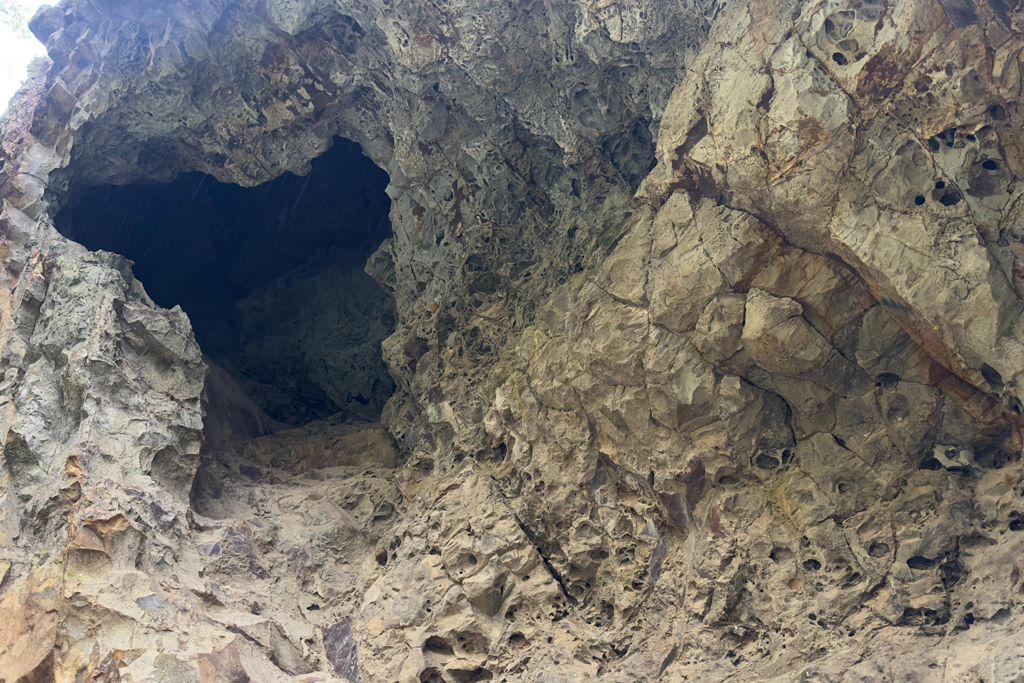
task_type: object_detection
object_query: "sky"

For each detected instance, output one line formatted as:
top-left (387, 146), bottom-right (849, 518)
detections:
top-left (1, 0), bottom-right (51, 116)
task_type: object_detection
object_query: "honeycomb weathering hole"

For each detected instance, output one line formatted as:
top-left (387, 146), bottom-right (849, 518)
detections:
top-left (54, 137), bottom-right (395, 428)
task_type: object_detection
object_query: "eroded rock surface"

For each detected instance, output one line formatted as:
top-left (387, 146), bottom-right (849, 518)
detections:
top-left (6, 0), bottom-right (1024, 681)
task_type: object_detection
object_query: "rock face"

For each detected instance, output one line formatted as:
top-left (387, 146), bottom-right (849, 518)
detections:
top-left (5, 0), bottom-right (1024, 681)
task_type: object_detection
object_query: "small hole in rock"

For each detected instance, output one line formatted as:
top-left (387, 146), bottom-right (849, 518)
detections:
top-left (907, 556), bottom-right (937, 570)
top-left (424, 636), bottom-right (455, 656)
top-left (939, 191), bottom-right (962, 206)
top-left (832, 52), bottom-right (848, 65)
top-left (991, 104), bottom-right (1007, 120)
top-left (981, 363), bottom-right (1003, 385)
top-left (875, 372), bottom-right (900, 388)
top-left (914, 195), bottom-right (926, 205)
top-left (935, 180), bottom-right (945, 189)
top-left (869, 541), bottom-right (890, 557)
top-left (982, 159), bottom-right (999, 171)
top-left (802, 559), bottom-right (822, 571)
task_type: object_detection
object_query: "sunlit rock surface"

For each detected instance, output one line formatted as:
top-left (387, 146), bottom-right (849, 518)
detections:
top-left (5, 0), bottom-right (1024, 680)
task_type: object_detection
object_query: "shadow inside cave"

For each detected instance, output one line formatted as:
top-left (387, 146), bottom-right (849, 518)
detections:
top-left (53, 137), bottom-right (397, 440)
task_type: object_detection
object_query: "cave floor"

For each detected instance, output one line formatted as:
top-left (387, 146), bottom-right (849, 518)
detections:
top-left (187, 419), bottom-right (403, 675)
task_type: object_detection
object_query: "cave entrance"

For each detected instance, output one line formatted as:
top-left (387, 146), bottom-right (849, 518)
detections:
top-left (54, 137), bottom-right (396, 438)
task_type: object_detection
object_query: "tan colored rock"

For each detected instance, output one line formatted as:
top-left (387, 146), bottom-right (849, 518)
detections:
top-left (7, 0), bottom-right (1024, 680)
top-left (742, 288), bottom-right (832, 377)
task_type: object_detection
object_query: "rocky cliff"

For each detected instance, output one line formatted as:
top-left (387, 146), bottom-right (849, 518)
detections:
top-left (3, 0), bottom-right (1024, 680)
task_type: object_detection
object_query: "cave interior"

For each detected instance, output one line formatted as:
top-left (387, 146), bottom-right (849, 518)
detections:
top-left (54, 137), bottom-right (396, 435)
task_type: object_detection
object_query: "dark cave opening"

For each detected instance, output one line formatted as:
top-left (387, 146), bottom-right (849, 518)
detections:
top-left (54, 137), bottom-right (396, 430)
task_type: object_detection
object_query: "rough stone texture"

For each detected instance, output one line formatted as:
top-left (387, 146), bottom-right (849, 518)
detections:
top-left (218, 259), bottom-right (396, 425)
top-left (7, 0), bottom-right (1024, 681)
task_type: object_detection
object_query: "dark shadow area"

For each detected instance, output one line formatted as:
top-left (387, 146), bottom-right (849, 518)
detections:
top-left (55, 137), bottom-right (395, 427)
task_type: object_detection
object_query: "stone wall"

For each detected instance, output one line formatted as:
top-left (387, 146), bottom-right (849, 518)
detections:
top-left (3, 0), bottom-right (1024, 681)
